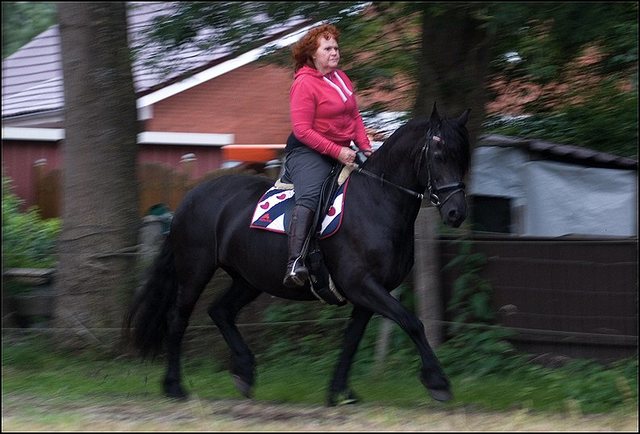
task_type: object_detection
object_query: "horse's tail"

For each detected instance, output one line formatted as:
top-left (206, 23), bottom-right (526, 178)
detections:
top-left (123, 238), bottom-right (178, 358)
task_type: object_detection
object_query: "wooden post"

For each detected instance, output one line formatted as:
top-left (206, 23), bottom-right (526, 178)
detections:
top-left (372, 289), bottom-right (399, 376)
top-left (180, 153), bottom-right (197, 180)
top-left (33, 158), bottom-right (47, 217)
top-left (414, 205), bottom-right (444, 348)
top-left (178, 153), bottom-right (197, 207)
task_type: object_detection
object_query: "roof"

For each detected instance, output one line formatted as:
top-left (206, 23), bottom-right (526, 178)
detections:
top-left (1, 2), bottom-right (311, 119)
top-left (477, 134), bottom-right (638, 170)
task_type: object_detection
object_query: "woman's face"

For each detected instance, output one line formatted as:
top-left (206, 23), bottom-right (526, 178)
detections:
top-left (313, 36), bottom-right (340, 75)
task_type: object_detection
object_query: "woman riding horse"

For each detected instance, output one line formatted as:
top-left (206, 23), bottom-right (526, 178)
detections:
top-left (281, 24), bottom-right (373, 288)
top-left (124, 103), bottom-right (471, 406)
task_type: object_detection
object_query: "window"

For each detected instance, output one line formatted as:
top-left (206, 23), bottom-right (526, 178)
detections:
top-left (470, 195), bottom-right (512, 233)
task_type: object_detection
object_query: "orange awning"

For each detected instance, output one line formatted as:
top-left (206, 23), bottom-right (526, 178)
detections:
top-left (222, 145), bottom-right (285, 163)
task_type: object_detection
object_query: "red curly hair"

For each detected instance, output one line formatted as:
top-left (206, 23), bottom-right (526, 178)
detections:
top-left (292, 24), bottom-right (340, 72)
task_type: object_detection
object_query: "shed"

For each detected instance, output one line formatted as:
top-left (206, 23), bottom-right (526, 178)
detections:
top-left (468, 134), bottom-right (638, 237)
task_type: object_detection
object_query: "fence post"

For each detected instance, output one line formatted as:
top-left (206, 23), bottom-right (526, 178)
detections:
top-left (180, 153), bottom-right (197, 180)
top-left (178, 153), bottom-right (197, 206)
top-left (33, 158), bottom-right (47, 216)
top-left (414, 205), bottom-right (443, 348)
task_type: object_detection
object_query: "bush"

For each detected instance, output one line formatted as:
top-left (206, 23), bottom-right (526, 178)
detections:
top-left (483, 79), bottom-right (638, 159)
top-left (2, 176), bottom-right (61, 269)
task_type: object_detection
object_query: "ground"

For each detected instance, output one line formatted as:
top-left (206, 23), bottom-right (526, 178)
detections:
top-left (2, 392), bottom-right (638, 431)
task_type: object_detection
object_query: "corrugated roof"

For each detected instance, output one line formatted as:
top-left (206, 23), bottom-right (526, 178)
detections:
top-left (478, 134), bottom-right (637, 170)
top-left (2, 1), bottom-right (307, 118)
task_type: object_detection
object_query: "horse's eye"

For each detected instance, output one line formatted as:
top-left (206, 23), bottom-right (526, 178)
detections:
top-left (433, 151), bottom-right (444, 162)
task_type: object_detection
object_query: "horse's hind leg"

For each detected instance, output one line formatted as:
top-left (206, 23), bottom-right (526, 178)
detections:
top-left (207, 277), bottom-right (261, 398)
top-left (327, 306), bottom-right (373, 406)
top-left (164, 251), bottom-right (217, 399)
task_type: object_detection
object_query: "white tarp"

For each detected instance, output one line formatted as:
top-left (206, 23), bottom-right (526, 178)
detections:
top-left (469, 146), bottom-right (527, 207)
top-left (523, 160), bottom-right (637, 237)
top-left (468, 146), bottom-right (638, 237)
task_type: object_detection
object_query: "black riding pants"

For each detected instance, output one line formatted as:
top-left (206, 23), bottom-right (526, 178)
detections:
top-left (282, 143), bottom-right (335, 212)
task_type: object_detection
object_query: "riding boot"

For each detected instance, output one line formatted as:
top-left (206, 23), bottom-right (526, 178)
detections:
top-left (283, 205), bottom-right (315, 287)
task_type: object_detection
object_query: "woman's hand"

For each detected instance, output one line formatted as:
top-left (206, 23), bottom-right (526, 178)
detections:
top-left (338, 147), bottom-right (357, 167)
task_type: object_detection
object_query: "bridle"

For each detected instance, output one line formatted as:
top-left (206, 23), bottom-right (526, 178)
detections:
top-left (355, 128), bottom-right (466, 208)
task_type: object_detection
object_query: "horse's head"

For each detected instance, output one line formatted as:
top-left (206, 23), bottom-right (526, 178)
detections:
top-left (361, 103), bottom-right (471, 227)
top-left (422, 104), bottom-right (471, 227)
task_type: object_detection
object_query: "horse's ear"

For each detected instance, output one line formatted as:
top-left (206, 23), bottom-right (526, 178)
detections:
top-left (430, 102), bottom-right (441, 125)
top-left (456, 108), bottom-right (471, 126)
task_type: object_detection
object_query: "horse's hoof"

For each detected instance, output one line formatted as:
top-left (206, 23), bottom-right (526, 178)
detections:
top-left (420, 371), bottom-right (451, 402)
top-left (163, 378), bottom-right (188, 400)
top-left (428, 388), bottom-right (453, 402)
top-left (327, 389), bottom-right (359, 407)
top-left (164, 386), bottom-right (188, 400)
top-left (232, 374), bottom-right (254, 398)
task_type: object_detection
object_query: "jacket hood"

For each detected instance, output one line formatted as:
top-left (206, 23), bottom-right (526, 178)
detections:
top-left (295, 65), bottom-right (325, 79)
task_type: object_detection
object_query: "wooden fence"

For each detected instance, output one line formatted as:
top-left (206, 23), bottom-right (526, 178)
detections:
top-left (32, 158), bottom-right (276, 218)
top-left (439, 234), bottom-right (638, 362)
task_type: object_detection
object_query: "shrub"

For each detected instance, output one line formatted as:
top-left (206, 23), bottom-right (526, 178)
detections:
top-left (2, 176), bottom-right (61, 269)
top-left (483, 79), bottom-right (638, 159)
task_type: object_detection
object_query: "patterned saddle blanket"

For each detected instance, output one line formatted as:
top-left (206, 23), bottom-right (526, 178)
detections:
top-left (249, 178), bottom-right (349, 239)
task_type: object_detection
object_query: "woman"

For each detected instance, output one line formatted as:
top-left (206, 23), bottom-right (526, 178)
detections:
top-left (282, 24), bottom-right (373, 288)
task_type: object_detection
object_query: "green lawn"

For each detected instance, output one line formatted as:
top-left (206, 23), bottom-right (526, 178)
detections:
top-left (2, 335), bottom-right (637, 416)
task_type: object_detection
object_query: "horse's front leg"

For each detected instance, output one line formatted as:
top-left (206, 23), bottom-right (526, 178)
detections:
top-left (349, 277), bottom-right (452, 402)
top-left (327, 306), bottom-right (373, 406)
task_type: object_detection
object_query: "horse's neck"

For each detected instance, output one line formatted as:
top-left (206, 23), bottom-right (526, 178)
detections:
top-left (364, 150), bottom-right (424, 199)
top-left (354, 161), bottom-right (424, 226)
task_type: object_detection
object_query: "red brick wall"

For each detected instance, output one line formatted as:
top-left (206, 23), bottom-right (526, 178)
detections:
top-left (3, 62), bottom-right (296, 211)
top-left (146, 62), bottom-right (294, 145)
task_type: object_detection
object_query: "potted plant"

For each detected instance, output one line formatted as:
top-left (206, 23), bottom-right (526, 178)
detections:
top-left (2, 176), bottom-right (60, 327)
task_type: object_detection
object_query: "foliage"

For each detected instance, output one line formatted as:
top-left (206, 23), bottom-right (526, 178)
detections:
top-left (438, 237), bottom-right (521, 377)
top-left (2, 176), bottom-right (61, 269)
top-left (443, 239), bottom-right (496, 329)
top-left (483, 79), bottom-right (638, 158)
top-left (556, 358), bottom-right (639, 413)
top-left (260, 301), bottom-right (353, 364)
top-left (136, 2), bottom-right (637, 155)
top-left (488, 3), bottom-right (638, 83)
top-left (2, 1), bottom-right (56, 58)
top-left (2, 335), bottom-right (637, 415)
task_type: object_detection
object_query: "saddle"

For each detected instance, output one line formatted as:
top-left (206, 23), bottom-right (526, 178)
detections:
top-left (250, 165), bottom-right (355, 306)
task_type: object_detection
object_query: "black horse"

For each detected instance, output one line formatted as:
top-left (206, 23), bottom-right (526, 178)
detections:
top-left (124, 104), bottom-right (471, 405)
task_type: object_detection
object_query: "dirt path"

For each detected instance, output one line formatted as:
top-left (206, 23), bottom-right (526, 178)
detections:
top-left (2, 392), bottom-right (637, 431)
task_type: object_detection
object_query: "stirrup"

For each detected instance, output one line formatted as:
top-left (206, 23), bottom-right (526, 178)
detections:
top-left (283, 257), bottom-right (309, 287)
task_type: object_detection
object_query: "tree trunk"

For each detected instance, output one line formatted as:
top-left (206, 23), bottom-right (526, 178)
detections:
top-left (54, 2), bottom-right (139, 351)
top-left (414, 206), bottom-right (443, 348)
top-left (413, 5), bottom-right (493, 145)
top-left (410, 7), bottom-right (490, 349)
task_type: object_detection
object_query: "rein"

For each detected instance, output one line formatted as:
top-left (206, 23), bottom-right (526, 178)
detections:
top-left (355, 166), bottom-right (425, 200)
top-left (355, 130), bottom-right (466, 208)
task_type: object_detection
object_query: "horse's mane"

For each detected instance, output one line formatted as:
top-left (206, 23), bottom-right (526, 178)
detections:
top-left (369, 116), bottom-right (470, 175)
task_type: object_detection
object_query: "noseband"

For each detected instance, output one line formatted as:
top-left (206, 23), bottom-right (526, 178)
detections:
top-left (355, 129), bottom-right (466, 208)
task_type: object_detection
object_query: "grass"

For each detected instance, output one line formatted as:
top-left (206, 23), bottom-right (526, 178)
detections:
top-left (2, 334), bottom-right (637, 418)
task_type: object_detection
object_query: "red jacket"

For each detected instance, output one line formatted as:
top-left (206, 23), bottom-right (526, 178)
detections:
top-left (290, 65), bottom-right (371, 160)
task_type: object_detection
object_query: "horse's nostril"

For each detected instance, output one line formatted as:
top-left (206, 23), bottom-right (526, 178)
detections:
top-left (448, 209), bottom-right (459, 220)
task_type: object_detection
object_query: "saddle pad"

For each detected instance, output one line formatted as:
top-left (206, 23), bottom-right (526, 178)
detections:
top-left (250, 179), bottom-right (349, 239)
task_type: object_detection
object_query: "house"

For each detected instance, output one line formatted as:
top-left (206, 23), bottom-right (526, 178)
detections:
top-left (2, 2), bottom-right (320, 212)
top-left (469, 134), bottom-right (638, 237)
